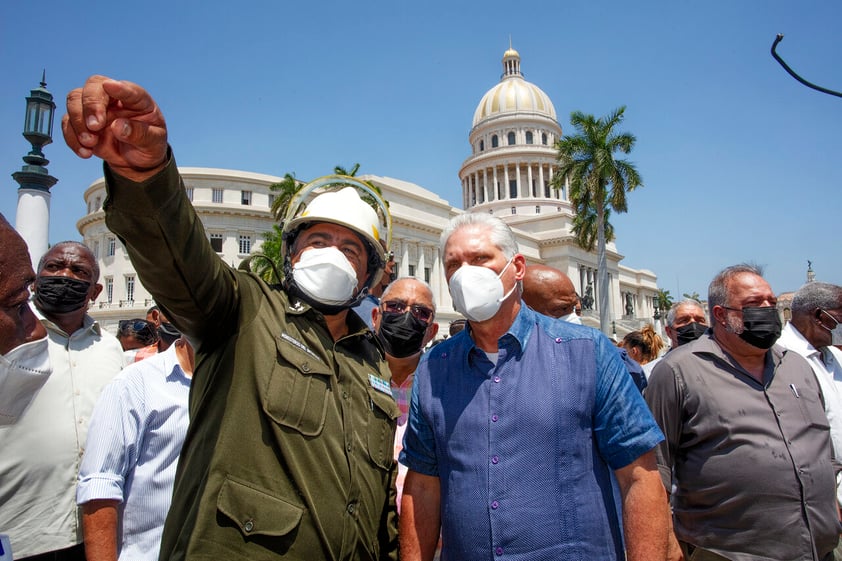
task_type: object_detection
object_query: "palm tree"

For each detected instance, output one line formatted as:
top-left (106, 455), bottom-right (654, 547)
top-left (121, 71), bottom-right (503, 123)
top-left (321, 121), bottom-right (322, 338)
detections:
top-left (656, 289), bottom-right (674, 313)
top-left (552, 106), bottom-right (642, 334)
top-left (269, 172), bottom-right (301, 221)
top-left (333, 163), bottom-right (389, 209)
top-left (682, 291), bottom-right (702, 303)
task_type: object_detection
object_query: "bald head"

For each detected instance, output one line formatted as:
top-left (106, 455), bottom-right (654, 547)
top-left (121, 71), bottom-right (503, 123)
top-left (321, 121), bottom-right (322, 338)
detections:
top-left (0, 213), bottom-right (47, 354)
top-left (522, 264), bottom-right (578, 319)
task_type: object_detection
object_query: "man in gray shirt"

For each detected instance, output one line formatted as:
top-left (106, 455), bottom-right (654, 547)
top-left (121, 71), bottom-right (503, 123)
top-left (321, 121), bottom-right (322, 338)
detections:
top-left (646, 264), bottom-right (840, 561)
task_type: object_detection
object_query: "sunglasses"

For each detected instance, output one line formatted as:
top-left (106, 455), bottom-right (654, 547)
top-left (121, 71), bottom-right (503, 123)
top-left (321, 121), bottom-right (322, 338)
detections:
top-left (118, 319), bottom-right (157, 342)
top-left (381, 300), bottom-right (434, 324)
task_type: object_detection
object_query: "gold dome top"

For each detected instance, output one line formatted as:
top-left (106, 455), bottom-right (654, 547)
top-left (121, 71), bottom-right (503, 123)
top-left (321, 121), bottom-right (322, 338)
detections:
top-left (472, 48), bottom-right (557, 127)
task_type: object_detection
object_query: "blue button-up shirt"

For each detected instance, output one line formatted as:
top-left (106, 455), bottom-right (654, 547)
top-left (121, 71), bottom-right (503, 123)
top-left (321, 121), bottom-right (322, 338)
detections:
top-left (77, 343), bottom-right (191, 561)
top-left (400, 304), bottom-right (663, 561)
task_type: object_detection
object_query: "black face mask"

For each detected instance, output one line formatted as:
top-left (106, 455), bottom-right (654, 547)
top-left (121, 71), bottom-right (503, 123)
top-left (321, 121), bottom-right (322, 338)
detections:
top-left (377, 311), bottom-right (428, 358)
top-left (737, 306), bottom-right (782, 349)
top-left (675, 322), bottom-right (707, 346)
top-left (34, 276), bottom-right (92, 314)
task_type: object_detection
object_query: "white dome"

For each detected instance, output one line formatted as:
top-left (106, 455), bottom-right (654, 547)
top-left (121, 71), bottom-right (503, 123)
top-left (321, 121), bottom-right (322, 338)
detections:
top-left (472, 48), bottom-right (557, 127)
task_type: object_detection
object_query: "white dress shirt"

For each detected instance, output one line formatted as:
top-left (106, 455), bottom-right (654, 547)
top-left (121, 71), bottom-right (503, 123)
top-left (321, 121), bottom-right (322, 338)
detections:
top-left (778, 322), bottom-right (842, 506)
top-left (77, 343), bottom-right (191, 561)
top-left (0, 313), bottom-right (125, 557)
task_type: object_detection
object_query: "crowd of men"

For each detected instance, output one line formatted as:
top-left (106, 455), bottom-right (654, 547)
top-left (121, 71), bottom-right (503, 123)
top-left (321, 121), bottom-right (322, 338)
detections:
top-left (1, 73), bottom-right (841, 561)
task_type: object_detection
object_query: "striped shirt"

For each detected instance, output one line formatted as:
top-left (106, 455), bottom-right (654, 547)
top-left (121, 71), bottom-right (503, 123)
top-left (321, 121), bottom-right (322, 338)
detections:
top-left (77, 343), bottom-right (191, 560)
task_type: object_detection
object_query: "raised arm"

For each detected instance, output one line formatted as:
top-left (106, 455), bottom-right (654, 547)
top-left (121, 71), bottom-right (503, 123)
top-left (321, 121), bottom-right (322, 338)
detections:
top-left (62, 76), bottom-right (168, 182)
top-left (62, 76), bottom-right (238, 342)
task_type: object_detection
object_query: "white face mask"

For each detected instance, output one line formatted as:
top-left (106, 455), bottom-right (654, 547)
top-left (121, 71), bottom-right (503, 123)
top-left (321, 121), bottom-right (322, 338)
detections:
top-left (821, 310), bottom-right (842, 346)
top-left (0, 336), bottom-right (52, 425)
top-left (558, 311), bottom-right (582, 324)
top-left (292, 246), bottom-right (360, 306)
top-left (448, 259), bottom-right (516, 322)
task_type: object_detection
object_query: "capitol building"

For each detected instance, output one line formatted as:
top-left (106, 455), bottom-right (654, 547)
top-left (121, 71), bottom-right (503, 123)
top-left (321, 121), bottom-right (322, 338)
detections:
top-left (76, 47), bottom-right (660, 335)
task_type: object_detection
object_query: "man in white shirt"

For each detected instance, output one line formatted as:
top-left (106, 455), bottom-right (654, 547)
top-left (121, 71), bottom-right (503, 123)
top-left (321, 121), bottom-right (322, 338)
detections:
top-left (0, 242), bottom-right (125, 560)
top-left (777, 282), bottom-right (842, 509)
top-left (78, 338), bottom-right (193, 561)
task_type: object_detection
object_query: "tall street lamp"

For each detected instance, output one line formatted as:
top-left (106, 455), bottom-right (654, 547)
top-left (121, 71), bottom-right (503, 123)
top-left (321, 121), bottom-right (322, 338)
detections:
top-left (12, 71), bottom-right (58, 268)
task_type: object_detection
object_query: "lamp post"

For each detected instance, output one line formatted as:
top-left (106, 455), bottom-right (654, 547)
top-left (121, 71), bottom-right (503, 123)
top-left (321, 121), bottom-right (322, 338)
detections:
top-left (12, 71), bottom-right (58, 268)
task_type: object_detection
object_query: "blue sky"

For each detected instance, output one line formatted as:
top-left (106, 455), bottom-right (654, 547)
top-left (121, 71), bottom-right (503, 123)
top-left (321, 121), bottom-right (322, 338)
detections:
top-left (2, 1), bottom-right (840, 302)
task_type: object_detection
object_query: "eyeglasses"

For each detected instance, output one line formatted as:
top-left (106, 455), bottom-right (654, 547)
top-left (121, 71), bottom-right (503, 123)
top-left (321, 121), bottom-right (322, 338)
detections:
top-left (381, 300), bottom-right (434, 324)
top-left (118, 319), bottom-right (157, 343)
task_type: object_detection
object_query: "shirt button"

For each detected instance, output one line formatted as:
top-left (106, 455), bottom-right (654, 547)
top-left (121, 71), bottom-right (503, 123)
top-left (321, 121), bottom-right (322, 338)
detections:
top-left (347, 503), bottom-right (356, 514)
top-left (493, 376), bottom-right (501, 383)
top-left (491, 414), bottom-right (498, 422)
top-left (491, 500), bottom-right (499, 509)
top-left (346, 442), bottom-right (352, 452)
top-left (243, 519), bottom-right (254, 532)
top-left (495, 546), bottom-right (504, 555)
top-left (301, 362), bottom-right (310, 372)
top-left (491, 455), bottom-right (499, 464)
top-left (342, 391), bottom-right (349, 400)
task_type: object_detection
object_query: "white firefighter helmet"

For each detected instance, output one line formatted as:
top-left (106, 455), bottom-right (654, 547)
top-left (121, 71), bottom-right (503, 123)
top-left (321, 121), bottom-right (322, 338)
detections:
top-left (282, 176), bottom-right (391, 291)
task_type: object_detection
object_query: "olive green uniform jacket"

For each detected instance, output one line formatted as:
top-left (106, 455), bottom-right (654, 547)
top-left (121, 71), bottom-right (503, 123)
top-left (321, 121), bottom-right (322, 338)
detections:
top-left (102, 154), bottom-right (400, 561)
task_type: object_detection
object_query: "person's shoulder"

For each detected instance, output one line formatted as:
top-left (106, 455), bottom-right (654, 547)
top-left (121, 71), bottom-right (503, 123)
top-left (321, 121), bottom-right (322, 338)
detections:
top-left (530, 310), bottom-right (602, 341)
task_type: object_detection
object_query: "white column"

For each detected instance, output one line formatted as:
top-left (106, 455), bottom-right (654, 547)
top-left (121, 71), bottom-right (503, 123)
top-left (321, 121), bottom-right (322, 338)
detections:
top-left (482, 169), bottom-right (489, 203)
top-left (515, 162), bottom-right (523, 198)
top-left (493, 167), bottom-right (499, 201)
top-left (527, 164), bottom-right (533, 198)
top-left (16, 189), bottom-right (51, 269)
top-left (538, 164), bottom-right (545, 197)
top-left (504, 165), bottom-right (510, 200)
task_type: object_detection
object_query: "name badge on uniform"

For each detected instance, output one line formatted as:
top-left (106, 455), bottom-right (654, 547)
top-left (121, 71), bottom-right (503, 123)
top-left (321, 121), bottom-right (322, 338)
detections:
top-left (368, 373), bottom-right (392, 396)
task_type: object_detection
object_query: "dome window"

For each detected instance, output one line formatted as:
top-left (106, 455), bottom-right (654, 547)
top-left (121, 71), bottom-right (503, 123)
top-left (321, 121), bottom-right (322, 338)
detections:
top-left (491, 135), bottom-right (499, 148)
top-left (526, 131), bottom-right (533, 144)
top-left (507, 132), bottom-right (516, 145)
top-left (479, 140), bottom-right (485, 152)
top-left (542, 133), bottom-right (548, 145)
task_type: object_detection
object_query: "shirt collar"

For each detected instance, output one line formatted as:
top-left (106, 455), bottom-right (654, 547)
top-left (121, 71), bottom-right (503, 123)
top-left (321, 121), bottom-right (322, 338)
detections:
top-left (160, 343), bottom-right (191, 383)
top-left (34, 305), bottom-right (101, 338)
top-left (778, 321), bottom-right (820, 358)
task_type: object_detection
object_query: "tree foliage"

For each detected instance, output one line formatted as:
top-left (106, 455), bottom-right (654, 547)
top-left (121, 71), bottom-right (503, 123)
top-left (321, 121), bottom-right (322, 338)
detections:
top-left (552, 106), bottom-right (642, 333)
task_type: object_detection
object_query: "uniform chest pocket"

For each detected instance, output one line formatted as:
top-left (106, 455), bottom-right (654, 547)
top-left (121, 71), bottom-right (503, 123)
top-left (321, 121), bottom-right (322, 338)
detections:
top-left (367, 387), bottom-right (400, 470)
top-left (262, 335), bottom-right (334, 436)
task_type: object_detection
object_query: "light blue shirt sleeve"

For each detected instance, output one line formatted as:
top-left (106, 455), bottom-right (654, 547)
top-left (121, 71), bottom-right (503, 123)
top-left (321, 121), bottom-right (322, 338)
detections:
top-left (77, 369), bottom-right (145, 504)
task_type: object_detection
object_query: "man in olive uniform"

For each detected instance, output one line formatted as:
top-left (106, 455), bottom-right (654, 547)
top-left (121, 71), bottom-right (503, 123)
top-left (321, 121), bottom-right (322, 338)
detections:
top-left (63, 76), bottom-right (399, 560)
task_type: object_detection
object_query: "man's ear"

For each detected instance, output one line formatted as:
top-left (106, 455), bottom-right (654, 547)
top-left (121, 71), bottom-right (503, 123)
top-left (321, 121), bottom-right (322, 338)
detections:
top-left (424, 322), bottom-right (440, 345)
top-left (512, 254), bottom-right (527, 280)
top-left (711, 305), bottom-right (726, 326)
top-left (90, 283), bottom-right (103, 302)
top-left (371, 306), bottom-right (380, 330)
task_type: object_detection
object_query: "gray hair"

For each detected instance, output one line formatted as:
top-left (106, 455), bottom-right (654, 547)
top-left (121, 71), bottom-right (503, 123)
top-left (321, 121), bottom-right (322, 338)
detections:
top-left (707, 263), bottom-right (764, 314)
top-left (666, 299), bottom-right (705, 327)
top-left (381, 277), bottom-right (437, 311)
top-left (791, 282), bottom-right (842, 315)
top-left (440, 212), bottom-right (518, 259)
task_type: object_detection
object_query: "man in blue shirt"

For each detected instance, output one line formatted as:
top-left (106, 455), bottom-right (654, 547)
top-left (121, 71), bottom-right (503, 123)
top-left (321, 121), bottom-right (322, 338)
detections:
top-left (399, 213), bottom-right (669, 561)
top-left (77, 337), bottom-right (193, 560)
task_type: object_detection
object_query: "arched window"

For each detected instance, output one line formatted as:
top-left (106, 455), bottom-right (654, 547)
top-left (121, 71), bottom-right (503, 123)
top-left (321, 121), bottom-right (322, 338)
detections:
top-left (542, 133), bottom-right (548, 145)
top-left (491, 135), bottom-right (499, 148)
top-left (479, 140), bottom-right (485, 152)
top-left (525, 131), bottom-right (533, 144)
top-left (507, 132), bottom-right (516, 145)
